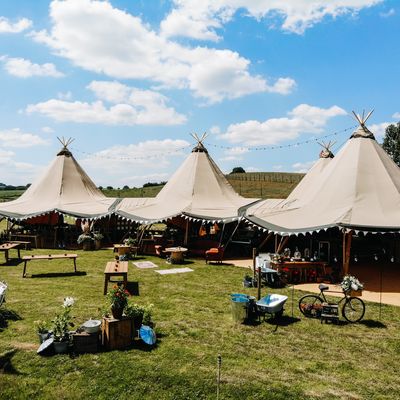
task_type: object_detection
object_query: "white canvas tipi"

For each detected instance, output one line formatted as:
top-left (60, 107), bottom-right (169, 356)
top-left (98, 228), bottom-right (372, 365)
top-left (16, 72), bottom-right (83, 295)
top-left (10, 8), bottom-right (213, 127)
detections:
top-left (245, 113), bottom-right (400, 234)
top-left (0, 138), bottom-right (117, 220)
top-left (116, 134), bottom-right (258, 222)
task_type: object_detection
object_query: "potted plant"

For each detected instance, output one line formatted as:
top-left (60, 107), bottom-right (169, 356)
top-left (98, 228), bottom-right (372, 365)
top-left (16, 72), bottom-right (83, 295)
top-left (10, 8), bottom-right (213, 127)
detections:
top-left (77, 233), bottom-right (94, 251)
top-left (107, 285), bottom-right (129, 319)
top-left (52, 297), bottom-right (75, 353)
top-left (34, 320), bottom-right (50, 343)
top-left (93, 232), bottom-right (104, 250)
top-left (125, 302), bottom-right (154, 334)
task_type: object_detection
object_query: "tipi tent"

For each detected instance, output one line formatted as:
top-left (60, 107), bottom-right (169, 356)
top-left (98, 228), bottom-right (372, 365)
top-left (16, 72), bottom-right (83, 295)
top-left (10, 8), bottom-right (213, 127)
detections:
top-left (0, 139), bottom-right (118, 220)
top-left (248, 141), bottom-right (335, 214)
top-left (116, 135), bottom-right (258, 222)
top-left (244, 112), bottom-right (400, 235)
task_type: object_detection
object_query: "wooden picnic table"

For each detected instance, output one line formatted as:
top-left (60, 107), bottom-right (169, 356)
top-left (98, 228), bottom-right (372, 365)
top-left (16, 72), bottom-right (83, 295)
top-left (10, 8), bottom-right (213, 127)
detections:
top-left (22, 253), bottom-right (78, 277)
top-left (104, 261), bottom-right (128, 295)
top-left (0, 242), bottom-right (22, 262)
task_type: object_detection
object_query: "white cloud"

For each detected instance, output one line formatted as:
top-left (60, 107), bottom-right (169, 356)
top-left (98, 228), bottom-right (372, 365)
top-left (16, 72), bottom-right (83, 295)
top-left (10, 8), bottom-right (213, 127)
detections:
top-left (220, 146), bottom-right (249, 161)
top-left (80, 139), bottom-right (190, 186)
top-left (27, 80), bottom-right (187, 126)
top-left (292, 160), bottom-right (316, 173)
top-left (0, 149), bottom-right (43, 185)
top-left (0, 16), bottom-right (32, 33)
top-left (392, 112), bottom-right (400, 119)
top-left (272, 165), bottom-right (283, 171)
top-left (245, 166), bottom-right (261, 172)
top-left (210, 125), bottom-right (221, 135)
top-left (161, 0), bottom-right (382, 38)
top-left (41, 126), bottom-right (54, 133)
top-left (380, 8), bottom-right (395, 18)
top-left (29, 0), bottom-right (294, 103)
top-left (1, 56), bottom-right (64, 78)
top-left (57, 91), bottom-right (72, 100)
top-left (369, 122), bottom-right (392, 139)
top-left (219, 104), bottom-right (346, 145)
top-left (0, 128), bottom-right (49, 148)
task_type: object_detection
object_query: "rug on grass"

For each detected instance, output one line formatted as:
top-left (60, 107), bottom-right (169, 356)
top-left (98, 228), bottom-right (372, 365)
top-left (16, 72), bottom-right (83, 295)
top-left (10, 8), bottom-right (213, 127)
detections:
top-left (155, 267), bottom-right (194, 275)
top-left (133, 261), bottom-right (158, 269)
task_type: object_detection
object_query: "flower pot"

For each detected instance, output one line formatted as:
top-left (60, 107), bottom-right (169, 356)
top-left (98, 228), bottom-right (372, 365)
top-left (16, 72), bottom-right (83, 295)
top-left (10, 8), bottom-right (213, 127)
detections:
top-left (350, 290), bottom-right (362, 297)
top-left (82, 241), bottom-right (93, 251)
top-left (53, 340), bottom-right (68, 354)
top-left (38, 332), bottom-right (49, 343)
top-left (94, 240), bottom-right (102, 250)
top-left (111, 306), bottom-right (124, 320)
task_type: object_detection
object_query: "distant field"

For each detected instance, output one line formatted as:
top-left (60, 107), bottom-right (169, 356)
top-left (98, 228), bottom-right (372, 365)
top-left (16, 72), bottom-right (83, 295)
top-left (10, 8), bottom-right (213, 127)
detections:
top-left (0, 190), bottom-right (24, 203)
top-left (0, 172), bottom-right (304, 204)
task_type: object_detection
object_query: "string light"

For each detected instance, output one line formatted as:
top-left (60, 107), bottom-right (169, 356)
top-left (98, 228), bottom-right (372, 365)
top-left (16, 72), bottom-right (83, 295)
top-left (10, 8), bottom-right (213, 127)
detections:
top-left (204, 125), bottom-right (357, 152)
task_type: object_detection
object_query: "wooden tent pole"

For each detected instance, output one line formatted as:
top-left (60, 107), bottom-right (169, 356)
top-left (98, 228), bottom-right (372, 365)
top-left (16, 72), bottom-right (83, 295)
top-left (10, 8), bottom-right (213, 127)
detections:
top-left (342, 230), bottom-right (353, 276)
top-left (184, 219), bottom-right (189, 246)
top-left (257, 232), bottom-right (273, 251)
top-left (274, 234), bottom-right (278, 253)
top-left (252, 247), bottom-right (257, 280)
top-left (277, 236), bottom-right (290, 254)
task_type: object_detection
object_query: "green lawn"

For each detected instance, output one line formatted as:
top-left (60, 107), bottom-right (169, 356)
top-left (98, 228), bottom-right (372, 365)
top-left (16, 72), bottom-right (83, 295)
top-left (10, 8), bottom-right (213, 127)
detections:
top-left (0, 250), bottom-right (399, 399)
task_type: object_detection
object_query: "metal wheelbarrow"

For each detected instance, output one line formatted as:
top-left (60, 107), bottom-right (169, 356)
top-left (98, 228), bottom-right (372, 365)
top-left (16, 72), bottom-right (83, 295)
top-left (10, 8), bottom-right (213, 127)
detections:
top-left (256, 294), bottom-right (288, 320)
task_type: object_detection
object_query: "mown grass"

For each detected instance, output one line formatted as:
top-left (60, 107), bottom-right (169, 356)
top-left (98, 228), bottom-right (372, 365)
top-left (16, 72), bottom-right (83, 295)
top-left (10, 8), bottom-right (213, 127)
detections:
top-left (0, 249), bottom-right (399, 399)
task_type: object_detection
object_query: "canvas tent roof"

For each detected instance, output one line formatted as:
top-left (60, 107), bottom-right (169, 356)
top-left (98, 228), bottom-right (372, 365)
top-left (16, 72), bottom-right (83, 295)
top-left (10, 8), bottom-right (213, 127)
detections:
top-left (0, 141), bottom-right (118, 220)
top-left (116, 140), bottom-right (258, 222)
top-left (244, 119), bottom-right (400, 234)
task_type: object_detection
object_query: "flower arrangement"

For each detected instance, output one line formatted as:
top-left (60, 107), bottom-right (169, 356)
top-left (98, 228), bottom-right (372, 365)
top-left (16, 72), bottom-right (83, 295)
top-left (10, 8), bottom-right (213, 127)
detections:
top-left (52, 297), bottom-right (75, 342)
top-left (107, 285), bottom-right (129, 310)
top-left (341, 275), bottom-right (364, 292)
top-left (77, 233), bottom-right (94, 244)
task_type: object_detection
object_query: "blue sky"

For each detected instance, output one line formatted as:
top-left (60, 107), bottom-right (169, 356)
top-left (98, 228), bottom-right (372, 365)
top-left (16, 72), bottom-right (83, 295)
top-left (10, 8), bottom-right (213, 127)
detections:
top-left (0, 0), bottom-right (399, 187)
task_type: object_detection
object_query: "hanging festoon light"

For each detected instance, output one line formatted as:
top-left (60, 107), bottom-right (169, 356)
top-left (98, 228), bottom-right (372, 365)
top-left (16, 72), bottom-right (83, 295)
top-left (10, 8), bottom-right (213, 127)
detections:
top-left (374, 254), bottom-right (378, 261)
top-left (391, 256), bottom-right (395, 263)
top-left (354, 254), bottom-right (358, 262)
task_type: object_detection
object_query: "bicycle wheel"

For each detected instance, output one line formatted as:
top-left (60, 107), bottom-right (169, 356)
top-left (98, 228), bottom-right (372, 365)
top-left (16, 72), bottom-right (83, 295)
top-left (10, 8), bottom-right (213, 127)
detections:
top-left (342, 297), bottom-right (365, 323)
top-left (298, 295), bottom-right (324, 318)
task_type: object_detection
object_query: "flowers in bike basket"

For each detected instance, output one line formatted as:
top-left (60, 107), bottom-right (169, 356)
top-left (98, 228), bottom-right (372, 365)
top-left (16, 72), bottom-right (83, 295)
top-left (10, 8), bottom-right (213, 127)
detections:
top-left (341, 275), bottom-right (363, 292)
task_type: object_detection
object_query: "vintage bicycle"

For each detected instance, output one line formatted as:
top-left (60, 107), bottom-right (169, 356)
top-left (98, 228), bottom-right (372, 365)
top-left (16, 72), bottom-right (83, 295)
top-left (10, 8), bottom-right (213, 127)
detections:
top-left (298, 283), bottom-right (365, 323)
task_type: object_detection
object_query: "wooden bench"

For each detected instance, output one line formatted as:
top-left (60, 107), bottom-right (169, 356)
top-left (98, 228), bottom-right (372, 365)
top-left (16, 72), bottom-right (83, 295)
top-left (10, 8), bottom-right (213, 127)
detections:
top-left (22, 254), bottom-right (78, 277)
top-left (0, 242), bottom-right (22, 262)
top-left (9, 240), bottom-right (31, 250)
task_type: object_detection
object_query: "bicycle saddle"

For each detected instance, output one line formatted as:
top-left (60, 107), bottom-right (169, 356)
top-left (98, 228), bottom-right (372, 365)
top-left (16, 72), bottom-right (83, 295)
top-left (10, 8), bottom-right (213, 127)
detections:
top-left (319, 284), bottom-right (329, 291)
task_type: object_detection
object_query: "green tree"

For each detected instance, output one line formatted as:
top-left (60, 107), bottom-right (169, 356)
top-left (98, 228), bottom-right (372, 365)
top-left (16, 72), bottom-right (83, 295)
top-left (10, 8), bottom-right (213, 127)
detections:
top-left (122, 185), bottom-right (130, 190)
top-left (230, 167), bottom-right (246, 174)
top-left (382, 122), bottom-right (400, 167)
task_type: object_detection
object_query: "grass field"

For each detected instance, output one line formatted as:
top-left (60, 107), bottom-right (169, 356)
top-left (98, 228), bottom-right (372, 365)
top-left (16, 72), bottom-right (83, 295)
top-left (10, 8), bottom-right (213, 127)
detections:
top-left (0, 249), bottom-right (399, 399)
top-left (0, 172), bottom-right (304, 204)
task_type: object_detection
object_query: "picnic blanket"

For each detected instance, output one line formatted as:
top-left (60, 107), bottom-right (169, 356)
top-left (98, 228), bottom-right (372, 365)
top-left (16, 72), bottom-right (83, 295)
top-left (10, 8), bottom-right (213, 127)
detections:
top-left (155, 268), bottom-right (194, 275)
top-left (133, 261), bottom-right (158, 269)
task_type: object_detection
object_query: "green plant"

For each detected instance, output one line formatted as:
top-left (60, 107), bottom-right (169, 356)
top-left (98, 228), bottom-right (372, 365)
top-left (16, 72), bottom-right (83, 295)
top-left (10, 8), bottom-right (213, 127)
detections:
top-left (123, 237), bottom-right (137, 246)
top-left (77, 233), bottom-right (94, 245)
top-left (125, 302), bottom-right (153, 325)
top-left (93, 232), bottom-right (104, 241)
top-left (34, 320), bottom-right (48, 334)
top-left (107, 285), bottom-right (129, 310)
top-left (243, 274), bottom-right (252, 281)
top-left (52, 297), bottom-right (75, 342)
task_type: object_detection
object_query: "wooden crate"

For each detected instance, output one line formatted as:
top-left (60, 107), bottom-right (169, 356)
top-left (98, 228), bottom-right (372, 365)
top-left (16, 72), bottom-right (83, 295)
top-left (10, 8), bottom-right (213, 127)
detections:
top-left (72, 331), bottom-right (100, 353)
top-left (102, 317), bottom-right (133, 350)
top-left (321, 303), bottom-right (339, 324)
